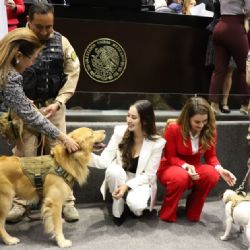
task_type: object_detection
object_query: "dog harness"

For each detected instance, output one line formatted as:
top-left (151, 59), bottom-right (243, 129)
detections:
top-left (225, 193), bottom-right (250, 221)
top-left (20, 155), bottom-right (75, 193)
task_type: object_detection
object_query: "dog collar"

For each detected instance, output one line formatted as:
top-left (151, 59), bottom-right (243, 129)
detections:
top-left (52, 166), bottom-right (75, 189)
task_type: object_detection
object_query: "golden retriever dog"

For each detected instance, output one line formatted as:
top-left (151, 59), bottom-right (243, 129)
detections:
top-left (0, 127), bottom-right (105, 248)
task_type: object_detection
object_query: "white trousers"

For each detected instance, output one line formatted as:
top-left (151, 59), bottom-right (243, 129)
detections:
top-left (105, 164), bottom-right (151, 218)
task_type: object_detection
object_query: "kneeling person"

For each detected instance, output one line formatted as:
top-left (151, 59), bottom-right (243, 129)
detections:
top-left (89, 100), bottom-right (166, 225)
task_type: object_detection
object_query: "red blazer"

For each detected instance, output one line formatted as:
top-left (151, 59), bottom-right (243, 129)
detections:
top-left (158, 123), bottom-right (220, 171)
top-left (6, 0), bottom-right (25, 30)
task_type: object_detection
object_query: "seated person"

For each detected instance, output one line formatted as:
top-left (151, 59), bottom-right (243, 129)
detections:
top-left (182, 0), bottom-right (196, 15)
top-left (155, 0), bottom-right (182, 13)
top-left (157, 97), bottom-right (236, 222)
top-left (167, 0), bottom-right (183, 13)
top-left (154, 0), bottom-right (168, 11)
top-left (88, 100), bottom-right (166, 226)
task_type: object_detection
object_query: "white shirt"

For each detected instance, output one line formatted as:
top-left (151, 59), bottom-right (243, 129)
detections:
top-left (181, 131), bottom-right (222, 172)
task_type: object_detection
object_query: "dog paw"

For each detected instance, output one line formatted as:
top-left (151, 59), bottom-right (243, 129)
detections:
top-left (220, 235), bottom-right (228, 241)
top-left (4, 236), bottom-right (20, 245)
top-left (57, 239), bottom-right (72, 248)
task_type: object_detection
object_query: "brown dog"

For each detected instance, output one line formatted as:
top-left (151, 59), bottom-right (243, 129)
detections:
top-left (0, 127), bottom-right (105, 248)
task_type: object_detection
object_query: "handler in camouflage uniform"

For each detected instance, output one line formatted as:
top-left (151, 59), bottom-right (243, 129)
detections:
top-left (7, 1), bottom-right (80, 223)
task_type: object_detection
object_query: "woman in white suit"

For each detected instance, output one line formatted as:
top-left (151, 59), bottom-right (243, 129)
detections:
top-left (89, 100), bottom-right (166, 225)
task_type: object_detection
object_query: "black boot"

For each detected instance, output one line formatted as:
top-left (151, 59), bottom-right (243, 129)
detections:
top-left (112, 215), bottom-right (126, 226)
top-left (112, 205), bottom-right (129, 226)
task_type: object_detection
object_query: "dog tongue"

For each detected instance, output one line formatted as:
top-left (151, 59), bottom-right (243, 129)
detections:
top-left (93, 142), bottom-right (106, 151)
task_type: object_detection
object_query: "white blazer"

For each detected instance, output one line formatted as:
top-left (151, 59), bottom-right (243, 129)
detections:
top-left (89, 125), bottom-right (166, 210)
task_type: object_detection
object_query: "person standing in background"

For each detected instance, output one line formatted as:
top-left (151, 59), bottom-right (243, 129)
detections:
top-left (0, 28), bottom-right (78, 154)
top-left (5, 0), bottom-right (25, 31)
top-left (206, 0), bottom-right (237, 114)
top-left (209, 0), bottom-right (250, 114)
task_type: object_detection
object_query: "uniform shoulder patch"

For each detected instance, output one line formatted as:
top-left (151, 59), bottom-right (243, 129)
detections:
top-left (71, 51), bottom-right (77, 61)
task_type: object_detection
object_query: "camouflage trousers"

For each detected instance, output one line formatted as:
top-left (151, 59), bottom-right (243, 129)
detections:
top-left (12, 102), bottom-right (76, 207)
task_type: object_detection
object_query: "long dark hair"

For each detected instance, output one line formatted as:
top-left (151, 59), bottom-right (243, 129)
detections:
top-left (119, 100), bottom-right (158, 168)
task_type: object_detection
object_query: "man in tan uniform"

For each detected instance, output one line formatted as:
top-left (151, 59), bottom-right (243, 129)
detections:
top-left (7, 1), bottom-right (80, 222)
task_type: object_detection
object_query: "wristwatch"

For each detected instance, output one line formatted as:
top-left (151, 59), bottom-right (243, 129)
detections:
top-left (55, 100), bottom-right (63, 110)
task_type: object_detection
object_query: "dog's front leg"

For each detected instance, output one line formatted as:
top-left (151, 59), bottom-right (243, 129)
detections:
top-left (54, 213), bottom-right (72, 248)
top-left (0, 185), bottom-right (20, 245)
top-left (42, 173), bottom-right (75, 248)
top-left (42, 197), bottom-right (72, 248)
top-left (0, 223), bottom-right (20, 245)
top-left (220, 217), bottom-right (233, 241)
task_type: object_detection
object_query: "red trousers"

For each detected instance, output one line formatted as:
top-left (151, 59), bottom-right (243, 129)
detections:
top-left (157, 164), bottom-right (220, 222)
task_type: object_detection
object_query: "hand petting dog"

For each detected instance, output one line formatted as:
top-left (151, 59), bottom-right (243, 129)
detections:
top-left (59, 132), bottom-right (80, 153)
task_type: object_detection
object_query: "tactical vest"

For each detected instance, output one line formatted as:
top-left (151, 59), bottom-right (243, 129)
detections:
top-left (20, 155), bottom-right (75, 191)
top-left (224, 192), bottom-right (250, 223)
top-left (22, 32), bottom-right (66, 103)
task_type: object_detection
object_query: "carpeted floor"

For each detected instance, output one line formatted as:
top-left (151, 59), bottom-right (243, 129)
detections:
top-left (3, 199), bottom-right (248, 250)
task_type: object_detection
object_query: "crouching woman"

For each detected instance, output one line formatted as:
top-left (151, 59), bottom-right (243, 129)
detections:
top-left (88, 100), bottom-right (166, 225)
top-left (157, 97), bottom-right (236, 222)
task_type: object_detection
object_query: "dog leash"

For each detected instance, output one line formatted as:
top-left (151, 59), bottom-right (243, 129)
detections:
top-left (235, 167), bottom-right (250, 196)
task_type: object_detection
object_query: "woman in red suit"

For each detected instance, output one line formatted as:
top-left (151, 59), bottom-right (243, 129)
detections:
top-left (5, 0), bottom-right (25, 31)
top-left (157, 97), bottom-right (236, 222)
